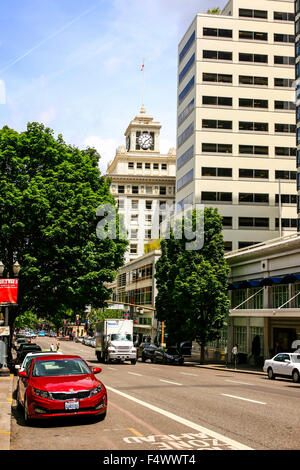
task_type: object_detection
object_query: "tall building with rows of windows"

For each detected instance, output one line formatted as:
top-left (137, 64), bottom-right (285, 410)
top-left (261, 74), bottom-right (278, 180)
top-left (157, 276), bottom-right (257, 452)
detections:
top-left (296, 0), bottom-right (300, 229)
top-left (176, 0), bottom-right (297, 252)
top-left (107, 107), bottom-right (176, 264)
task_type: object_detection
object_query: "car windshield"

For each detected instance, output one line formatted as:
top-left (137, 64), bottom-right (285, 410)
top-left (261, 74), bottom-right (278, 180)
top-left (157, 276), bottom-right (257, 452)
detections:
top-left (32, 359), bottom-right (91, 377)
top-left (291, 355), bottom-right (300, 363)
top-left (111, 334), bottom-right (132, 341)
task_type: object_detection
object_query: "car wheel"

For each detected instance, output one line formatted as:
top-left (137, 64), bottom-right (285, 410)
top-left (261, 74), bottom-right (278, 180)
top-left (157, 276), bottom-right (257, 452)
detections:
top-left (267, 367), bottom-right (275, 380)
top-left (292, 369), bottom-right (300, 383)
top-left (150, 357), bottom-right (154, 363)
top-left (141, 354), bottom-right (146, 363)
top-left (162, 357), bottom-right (167, 365)
top-left (131, 359), bottom-right (136, 365)
top-left (16, 384), bottom-right (22, 411)
top-left (24, 396), bottom-right (32, 424)
top-left (153, 357), bottom-right (157, 364)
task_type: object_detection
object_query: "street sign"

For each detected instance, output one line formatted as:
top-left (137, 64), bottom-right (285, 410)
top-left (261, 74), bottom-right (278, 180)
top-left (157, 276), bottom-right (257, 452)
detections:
top-left (0, 279), bottom-right (19, 304)
top-left (0, 326), bottom-right (10, 336)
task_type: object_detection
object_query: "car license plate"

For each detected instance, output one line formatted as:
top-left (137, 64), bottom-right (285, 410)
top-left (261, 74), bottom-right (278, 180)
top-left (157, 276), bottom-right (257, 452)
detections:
top-left (65, 401), bottom-right (79, 410)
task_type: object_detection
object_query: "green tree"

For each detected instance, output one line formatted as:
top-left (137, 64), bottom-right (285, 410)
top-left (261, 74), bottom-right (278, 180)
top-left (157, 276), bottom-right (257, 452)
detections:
top-left (207, 7), bottom-right (221, 14)
top-left (0, 123), bottom-right (127, 358)
top-left (155, 208), bottom-right (229, 363)
top-left (14, 310), bottom-right (38, 330)
top-left (88, 308), bottom-right (123, 333)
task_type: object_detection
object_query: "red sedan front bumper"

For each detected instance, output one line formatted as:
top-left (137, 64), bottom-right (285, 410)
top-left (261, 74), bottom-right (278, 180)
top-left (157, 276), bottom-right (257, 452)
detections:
top-left (27, 391), bottom-right (107, 419)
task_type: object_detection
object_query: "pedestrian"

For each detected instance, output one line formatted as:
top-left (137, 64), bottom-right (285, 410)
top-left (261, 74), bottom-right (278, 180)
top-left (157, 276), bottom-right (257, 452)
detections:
top-left (50, 343), bottom-right (55, 352)
top-left (56, 340), bottom-right (60, 351)
top-left (224, 345), bottom-right (228, 368)
top-left (232, 344), bottom-right (238, 369)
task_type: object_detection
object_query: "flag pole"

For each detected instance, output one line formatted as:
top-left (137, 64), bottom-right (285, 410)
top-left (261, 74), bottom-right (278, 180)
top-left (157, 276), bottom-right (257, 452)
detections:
top-left (141, 59), bottom-right (145, 108)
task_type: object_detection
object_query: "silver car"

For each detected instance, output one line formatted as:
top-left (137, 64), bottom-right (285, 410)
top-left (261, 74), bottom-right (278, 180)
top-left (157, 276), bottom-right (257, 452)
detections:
top-left (263, 353), bottom-right (300, 383)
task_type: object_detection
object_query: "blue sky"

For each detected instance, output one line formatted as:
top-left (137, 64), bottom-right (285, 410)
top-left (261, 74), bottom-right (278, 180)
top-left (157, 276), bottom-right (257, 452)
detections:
top-left (0, 0), bottom-right (227, 173)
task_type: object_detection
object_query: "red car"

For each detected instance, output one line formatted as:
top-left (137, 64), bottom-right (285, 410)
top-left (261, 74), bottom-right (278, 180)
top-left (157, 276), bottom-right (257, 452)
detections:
top-left (17, 355), bottom-right (107, 424)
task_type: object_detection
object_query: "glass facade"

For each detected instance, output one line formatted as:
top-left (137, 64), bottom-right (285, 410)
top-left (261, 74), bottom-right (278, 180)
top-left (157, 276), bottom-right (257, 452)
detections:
top-left (297, 0), bottom-right (300, 227)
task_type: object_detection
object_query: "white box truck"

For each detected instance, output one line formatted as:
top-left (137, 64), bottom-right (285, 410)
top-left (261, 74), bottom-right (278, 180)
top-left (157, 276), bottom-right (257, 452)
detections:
top-left (95, 319), bottom-right (137, 364)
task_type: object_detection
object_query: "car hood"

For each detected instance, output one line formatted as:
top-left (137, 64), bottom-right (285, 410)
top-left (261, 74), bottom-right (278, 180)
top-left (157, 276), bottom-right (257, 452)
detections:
top-left (31, 374), bottom-right (101, 392)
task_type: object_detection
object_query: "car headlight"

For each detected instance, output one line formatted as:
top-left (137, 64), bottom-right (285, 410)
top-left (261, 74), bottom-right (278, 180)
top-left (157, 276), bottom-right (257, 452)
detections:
top-left (90, 384), bottom-right (102, 396)
top-left (108, 347), bottom-right (116, 352)
top-left (131, 348), bottom-right (136, 353)
top-left (33, 388), bottom-right (51, 399)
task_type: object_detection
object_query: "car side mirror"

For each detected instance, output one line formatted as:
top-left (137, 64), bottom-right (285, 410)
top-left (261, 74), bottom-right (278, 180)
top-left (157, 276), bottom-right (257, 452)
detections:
top-left (18, 370), bottom-right (28, 378)
top-left (93, 367), bottom-right (102, 374)
top-left (15, 365), bottom-right (20, 370)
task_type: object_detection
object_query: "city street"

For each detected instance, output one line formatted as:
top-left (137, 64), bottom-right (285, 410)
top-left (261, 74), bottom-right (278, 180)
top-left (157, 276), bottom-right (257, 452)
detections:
top-left (9, 337), bottom-right (300, 450)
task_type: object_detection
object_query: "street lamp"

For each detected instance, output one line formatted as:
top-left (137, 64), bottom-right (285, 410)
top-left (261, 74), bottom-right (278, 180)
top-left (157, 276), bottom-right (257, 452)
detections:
top-left (0, 261), bottom-right (21, 376)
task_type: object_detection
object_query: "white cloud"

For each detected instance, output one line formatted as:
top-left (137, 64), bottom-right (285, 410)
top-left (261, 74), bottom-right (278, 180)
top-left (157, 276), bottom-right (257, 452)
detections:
top-left (83, 135), bottom-right (118, 174)
top-left (160, 138), bottom-right (176, 155)
top-left (38, 106), bottom-right (57, 125)
top-left (0, 79), bottom-right (6, 104)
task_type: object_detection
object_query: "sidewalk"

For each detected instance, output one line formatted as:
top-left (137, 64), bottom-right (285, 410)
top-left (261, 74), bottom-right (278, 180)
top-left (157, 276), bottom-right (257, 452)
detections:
top-left (185, 353), bottom-right (265, 376)
top-left (0, 373), bottom-right (13, 450)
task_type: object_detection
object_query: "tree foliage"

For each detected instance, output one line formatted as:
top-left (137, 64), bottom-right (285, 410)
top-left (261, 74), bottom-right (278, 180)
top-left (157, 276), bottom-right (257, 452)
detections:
top-left (0, 123), bottom-right (127, 341)
top-left (206, 7), bottom-right (221, 14)
top-left (155, 208), bottom-right (229, 362)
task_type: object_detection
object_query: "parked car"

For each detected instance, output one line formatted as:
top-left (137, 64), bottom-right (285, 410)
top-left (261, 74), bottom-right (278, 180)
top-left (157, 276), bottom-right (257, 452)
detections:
top-left (14, 338), bottom-right (29, 350)
top-left (90, 338), bottom-right (96, 348)
top-left (153, 347), bottom-right (184, 365)
top-left (15, 351), bottom-right (63, 383)
top-left (38, 331), bottom-right (46, 337)
top-left (177, 341), bottom-right (193, 356)
top-left (75, 336), bottom-right (84, 343)
top-left (16, 343), bottom-right (42, 364)
top-left (83, 336), bottom-right (93, 346)
top-left (263, 353), bottom-right (300, 382)
top-left (16, 354), bottom-right (107, 423)
top-left (138, 343), bottom-right (158, 362)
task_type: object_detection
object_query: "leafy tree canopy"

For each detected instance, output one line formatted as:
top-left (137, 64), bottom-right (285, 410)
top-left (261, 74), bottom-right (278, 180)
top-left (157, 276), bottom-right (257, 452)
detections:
top-left (155, 208), bottom-right (229, 362)
top-left (206, 7), bottom-right (221, 14)
top-left (0, 122), bottom-right (127, 336)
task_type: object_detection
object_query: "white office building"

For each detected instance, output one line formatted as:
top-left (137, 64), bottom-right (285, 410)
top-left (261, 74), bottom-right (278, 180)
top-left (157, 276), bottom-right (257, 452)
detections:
top-left (176, 0), bottom-right (297, 252)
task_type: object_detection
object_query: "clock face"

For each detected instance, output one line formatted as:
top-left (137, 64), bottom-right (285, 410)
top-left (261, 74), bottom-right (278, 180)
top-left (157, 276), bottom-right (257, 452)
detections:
top-left (138, 132), bottom-right (153, 150)
top-left (126, 136), bottom-right (130, 152)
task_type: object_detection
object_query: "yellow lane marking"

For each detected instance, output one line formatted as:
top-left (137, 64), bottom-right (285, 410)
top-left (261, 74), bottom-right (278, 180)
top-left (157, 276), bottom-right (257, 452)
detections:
top-left (127, 428), bottom-right (143, 437)
top-left (0, 431), bottom-right (10, 434)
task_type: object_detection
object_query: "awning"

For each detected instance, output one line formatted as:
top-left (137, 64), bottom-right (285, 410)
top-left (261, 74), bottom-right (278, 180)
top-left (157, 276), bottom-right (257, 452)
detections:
top-left (229, 274), bottom-right (300, 290)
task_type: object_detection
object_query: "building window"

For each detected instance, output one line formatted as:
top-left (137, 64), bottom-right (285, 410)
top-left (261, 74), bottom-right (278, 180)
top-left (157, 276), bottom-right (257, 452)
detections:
top-left (179, 31), bottom-right (195, 63)
top-left (272, 285), bottom-right (289, 308)
top-left (203, 27), bottom-right (232, 38)
top-left (179, 54), bottom-right (195, 83)
top-left (130, 229), bottom-right (138, 239)
top-left (178, 76), bottom-right (194, 104)
top-left (178, 99), bottom-right (194, 126)
top-left (202, 96), bottom-right (232, 106)
top-left (233, 326), bottom-right (247, 353)
top-left (177, 146), bottom-right (194, 169)
top-left (275, 147), bottom-right (296, 156)
top-left (232, 289), bottom-right (248, 309)
top-left (132, 186), bottom-right (139, 194)
top-left (145, 200), bottom-right (152, 210)
top-left (136, 162), bottom-right (142, 169)
top-left (130, 244), bottom-right (138, 254)
top-left (202, 143), bottom-right (232, 154)
top-left (239, 145), bottom-right (268, 155)
top-left (146, 186), bottom-right (152, 194)
top-left (275, 170), bottom-right (296, 180)
top-left (131, 214), bottom-right (139, 223)
top-left (202, 119), bottom-right (232, 129)
top-left (202, 167), bottom-right (232, 177)
top-left (161, 164), bottom-right (167, 170)
top-left (274, 56), bottom-right (295, 65)
top-left (145, 229), bottom-right (152, 239)
top-left (239, 75), bottom-right (268, 86)
top-left (128, 162), bottom-right (134, 169)
top-left (201, 192), bottom-right (232, 202)
top-left (239, 217), bottom-right (269, 228)
top-left (159, 200), bottom-right (167, 210)
top-left (239, 53), bottom-right (268, 63)
top-left (239, 30), bottom-right (268, 41)
top-left (274, 11), bottom-right (294, 21)
top-left (274, 33), bottom-right (294, 43)
top-left (145, 214), bottom-right (152, 223)
top-left (224, 241), bottom-right (232, 252)
top-left (131, 200), bottom-right (139, 209)
top-left (177, 193), bottom-right (193, 211)
top-left (239, 193), bottom-right (269, 204)
top-left (118, 185), bottom-right (125, 194)
top-left (159, 186), bottom-right (167, 195)
top-left (203, 50), bottom-right (232, 61)
top-left (117, 199), bottom-right (125, 209)
top-left (239, 169), bottom-right (269, 179)
top-left (178, 122), bottom-right (194, 147)
top-left (239, 122), bottom-right (268, 132)
top-left (275, 101), bottom-right (295, 110)
top-left (239, 9), bottom-right (267, 19)
top-left (153, 163), bottom-right (159, 170)
top-left (177, 170), bottom-right (194, 191)
top-left (274, 78), bottom-right (294, 87)
top-left (239, 98), bottom-right (268, 108)
top-left (222, 217), bottom-right (232, 227)
top-left (275, 218), bottom-right (297, 228)
top-left (202, 73), bottom-right (232, 83)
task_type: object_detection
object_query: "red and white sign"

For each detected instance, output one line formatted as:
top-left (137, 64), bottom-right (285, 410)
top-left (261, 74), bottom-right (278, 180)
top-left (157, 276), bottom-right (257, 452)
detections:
top-left (0, 279), bottom-right (19, 304)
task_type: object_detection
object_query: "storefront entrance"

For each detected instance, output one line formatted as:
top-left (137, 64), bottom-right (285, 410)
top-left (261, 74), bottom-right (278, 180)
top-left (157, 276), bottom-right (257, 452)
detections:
top-left (273, 328), bottom-right (297, 353)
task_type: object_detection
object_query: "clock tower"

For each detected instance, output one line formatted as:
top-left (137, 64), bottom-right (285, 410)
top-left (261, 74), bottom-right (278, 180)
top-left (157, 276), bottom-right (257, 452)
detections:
top-left (124, 105), bottom-right (161, 153)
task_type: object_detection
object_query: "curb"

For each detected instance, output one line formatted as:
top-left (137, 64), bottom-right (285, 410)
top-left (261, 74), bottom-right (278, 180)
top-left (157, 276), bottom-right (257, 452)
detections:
top-left (189, 364), bottom-right (265, 376)
top-left (0, 373), bottom-right (14, 450)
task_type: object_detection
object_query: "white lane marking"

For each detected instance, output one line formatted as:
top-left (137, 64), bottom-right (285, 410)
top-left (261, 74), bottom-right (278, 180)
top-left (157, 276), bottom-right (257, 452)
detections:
top-left (221, 394), bottom-right (266, 405)
top-left (107, 367), bottom-right (118, 371)
top-left (128, 372), bottom-right (143, 377)
top-left (151, 368), bottom-right (161, 370)
top-left (180, 372), bottom-right (198, 377)
top-left (160, 379), bottom-right (182, 386)
top-left (106, 385), bottom-right (252, 450)
top-left (225, 379), bottom-right (253, 386)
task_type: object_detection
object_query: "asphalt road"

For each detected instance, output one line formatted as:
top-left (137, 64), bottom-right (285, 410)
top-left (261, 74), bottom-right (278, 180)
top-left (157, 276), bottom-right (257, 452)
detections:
top-left (10, 337), bottom-right (300, 451)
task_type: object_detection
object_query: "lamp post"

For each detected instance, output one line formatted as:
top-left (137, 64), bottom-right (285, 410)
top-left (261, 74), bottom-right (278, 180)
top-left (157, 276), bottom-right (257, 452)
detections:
top-left (0, 261), bottom-right (21, 376)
